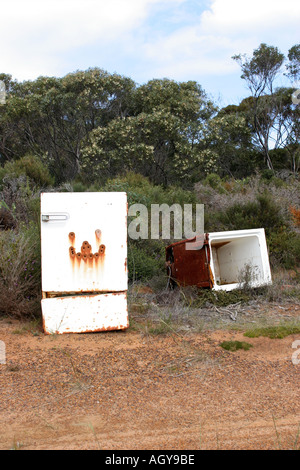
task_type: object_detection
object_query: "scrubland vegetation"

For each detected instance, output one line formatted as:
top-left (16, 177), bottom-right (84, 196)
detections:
top-left (0, 42), bottom-right (299, 321)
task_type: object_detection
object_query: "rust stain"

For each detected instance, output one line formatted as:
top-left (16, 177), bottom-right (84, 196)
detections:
top-left (68, 233), bottom-right (106, 269)
top-left (69, 246), bottom-right (76, 258)
top-left (69, 232), bottom-right (75, 244)
top-left (99, 244), bottom-right (106, 255)
top-left (97, 244), bottom-right (106, 267)
top-left (166, 234), bottom-right (212, 289)
top-left (95, 229), bottom-right (101, 240)
top-left (44, 323), bottom-right (129, 335)
top-left (81, 241), bottom-right (91, 254)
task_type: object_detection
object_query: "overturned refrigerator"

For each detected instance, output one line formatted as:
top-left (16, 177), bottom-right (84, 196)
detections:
top-left (40, 192), bottom-right (128, 334)
top-left (166, 229), bottom-right (272, 291)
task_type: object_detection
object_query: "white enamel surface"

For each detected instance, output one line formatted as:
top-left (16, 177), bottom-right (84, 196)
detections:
top-left (208, 229), bottom-right (272, 291)
top-left (41, 292), bottom-right (128, 335)
top-left (40, 192), bottom-right (127, 293)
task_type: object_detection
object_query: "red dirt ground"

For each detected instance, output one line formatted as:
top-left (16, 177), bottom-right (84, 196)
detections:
top-left (0, 306), bottom-right (299, 450)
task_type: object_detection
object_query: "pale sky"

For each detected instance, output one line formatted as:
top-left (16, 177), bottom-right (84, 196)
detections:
top-left (1, 0), bottom-right (299, 106)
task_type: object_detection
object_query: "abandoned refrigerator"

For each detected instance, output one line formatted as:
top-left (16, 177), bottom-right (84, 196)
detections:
top-left (166, 229), bottom-right (272, 291)
top-left (40, 192), bottom-right (128, 334)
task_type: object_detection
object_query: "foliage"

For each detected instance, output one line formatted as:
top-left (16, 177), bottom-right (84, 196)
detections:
top-left (232, 44), bottom-right (299, 173)
top-left (0, 223), bottom-right (41, 318)
top-left (268, 230), bottom-right (300, 269)
top-left (232, 43), bottom-right (285, 95)
top-left (1, 69), bottom-right (136, 182)
top-left (0, 154), bottom-right (54, 189)
top-left (244, 324), bottom-right (300, 339)
top-left (285, 44), bottom-right (300, 81)
top-left (81, 79), bottom-right (216, 186)
top-left (190, 288), bottom-right (252, 308)
top-left (201, 111), bottom-right (257, 178)
top-left (127, 242), bottom-right (162, 282)
top-left (0, 175), bottom-right (40, 225)
top-left (220, 341), bottom-right (253, 352)
top-left (290, 206), bottom-right (300, 227)
top-left (0, 49), bottom-right (299, 320)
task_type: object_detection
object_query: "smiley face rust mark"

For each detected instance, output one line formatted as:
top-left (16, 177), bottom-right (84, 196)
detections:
top-left (69, 232), bottom-right (105, 264)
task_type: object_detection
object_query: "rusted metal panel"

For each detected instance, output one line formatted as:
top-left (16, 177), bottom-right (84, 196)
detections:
top-left (166, 234), bottom-right (213, 289)
top-left (41, 292), bottom-right (128, 335)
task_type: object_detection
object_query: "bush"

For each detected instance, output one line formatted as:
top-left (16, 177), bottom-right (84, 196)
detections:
top-left (127, 242), bottom-right (163, 282)
top-left (0, 154), bottom-right (54, 190)
top-left (268, 230), bottom-right (300, 269)
top-left (0, 223), bottom-right (41, 318)
top-left (220, 340), bottom-right (253, 352)
top-left (217, 192), bottom-right (285, 236)
top-left (0, 175), bottom-right (41, 225)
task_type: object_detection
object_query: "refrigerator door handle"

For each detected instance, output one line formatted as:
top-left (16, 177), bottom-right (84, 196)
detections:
top-left (42, 213), bottom-right (70, 222)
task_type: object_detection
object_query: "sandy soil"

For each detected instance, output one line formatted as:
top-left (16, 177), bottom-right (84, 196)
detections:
top-left (0, 304), bottom-right (299, 451)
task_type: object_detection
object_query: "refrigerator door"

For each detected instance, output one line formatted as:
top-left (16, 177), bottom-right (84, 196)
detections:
top-left (41, 292), bottom-right (128, 335)
top-left (40, 192), bottom-right (127, 294)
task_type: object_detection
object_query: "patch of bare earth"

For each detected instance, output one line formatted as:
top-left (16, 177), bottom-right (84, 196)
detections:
top-left (0, 304), bottom-right (299, 450)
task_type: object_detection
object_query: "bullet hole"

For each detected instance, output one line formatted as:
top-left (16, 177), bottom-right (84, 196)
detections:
top-left (99, 244), bottom-right (106, 254)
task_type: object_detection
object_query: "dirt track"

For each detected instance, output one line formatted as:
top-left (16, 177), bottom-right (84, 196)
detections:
top-left (0, 306), bottom-right (299, 450)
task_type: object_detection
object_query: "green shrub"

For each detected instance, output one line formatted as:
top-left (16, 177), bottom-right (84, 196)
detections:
top-left (203, 173), bottom-right (225, 191)
top-left (128, 242), bottom-right (162, 282)
top-left (0, 154), bottom-right (54, 189)
top-left (103, 172), bottom-right (196, 207)
top-left (0, 175), bottom-right (41, 225)
top-left (0, 222), bottom-right (41, 318)
top-left (268, 230), bottom-right (300, 269)
top-left (244, 324), bottom-right (300, 339)
top-left (218, 192), bottom-right (285, 236)
top-left (220, 340), bottom-right (253, 351)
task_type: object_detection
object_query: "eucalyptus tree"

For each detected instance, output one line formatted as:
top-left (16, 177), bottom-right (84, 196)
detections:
top-left (232, 43), bottom-right (286, 171)
top-left (1, 69), bottom-right (136, 182)
top-left (82, 78), bottom-right (216, 186)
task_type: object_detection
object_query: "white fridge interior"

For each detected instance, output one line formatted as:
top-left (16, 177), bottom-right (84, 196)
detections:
top-left (209, 229), bottom-right (272, 291)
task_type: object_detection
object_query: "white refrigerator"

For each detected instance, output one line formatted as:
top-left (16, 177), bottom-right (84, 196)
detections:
top-left (40, 192), bottom-right (128, 334)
